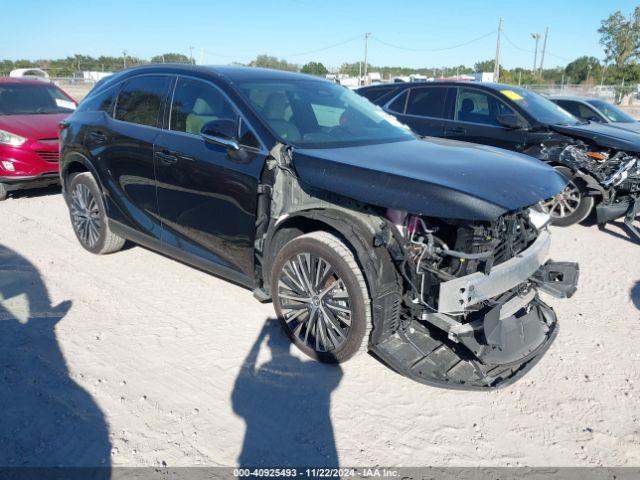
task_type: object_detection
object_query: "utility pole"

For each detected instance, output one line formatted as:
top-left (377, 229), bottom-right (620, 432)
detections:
top-left (518, 70), bottom-right (522, 85)
top-left (531, 33), bottom-right (540, 76)
top-left (494, 18), bottom-right (502, 82)
top-left (188, 46), bottom-right (195, 65)
top-left (586, 64), bottom-right (593, 84)
top-left (363, 32), bottom-right (371, 86)
top-left (122, 49), bottom-right (128, 69)
top-left (200, 48), bottom-right (205, 66)
top-left (538, 27), bottom-right (549, 78)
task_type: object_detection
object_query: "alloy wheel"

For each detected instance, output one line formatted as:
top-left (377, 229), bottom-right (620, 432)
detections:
top-left (277, 253), bottom-right (352, 353)
top-left (70, 183), bottom-right (101, 248)
top-left (539, 179), bottom-right (582, 219)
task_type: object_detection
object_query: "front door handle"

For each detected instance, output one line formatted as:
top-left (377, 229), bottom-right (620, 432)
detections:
top-left (155, 150), bottom-right (178, 165)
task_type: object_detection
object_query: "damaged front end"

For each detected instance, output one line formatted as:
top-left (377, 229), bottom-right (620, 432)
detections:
top-left (372, 208), bottom-right (579, 390)
top-left (539, 141), bottom-right (640, 237)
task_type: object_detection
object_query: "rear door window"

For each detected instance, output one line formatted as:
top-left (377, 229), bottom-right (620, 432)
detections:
top-left (114, 75), bottom-right (171, 127)
top-left (454, 88), bottom-right (515, 126)
top-left (359, 86), bottom-right (397, 103)
top-left (405, 87), bottom-right (451, 118)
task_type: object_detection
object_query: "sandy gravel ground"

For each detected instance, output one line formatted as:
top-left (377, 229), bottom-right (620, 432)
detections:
top-left (0, 186), bottom-right (639, 468)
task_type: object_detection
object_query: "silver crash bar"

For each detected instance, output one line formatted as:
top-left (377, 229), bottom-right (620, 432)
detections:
top-left (438, 230), bottom-right (551, 314)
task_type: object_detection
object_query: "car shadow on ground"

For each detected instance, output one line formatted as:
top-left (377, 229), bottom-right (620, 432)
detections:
top-left (632, 281), bottom-right (640, 311)
top-left (596, 220), bottom-right (640, 246)
top-left (0, 244), bottom-right (111, 473)
top-left (3, 184), bottom-right (62, 201)
top-left (232, 319), bottom-right (342, 468)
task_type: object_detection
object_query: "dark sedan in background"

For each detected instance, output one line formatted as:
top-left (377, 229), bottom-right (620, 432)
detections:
top-left (358, 82), bottom-right (640, 236)
top-left (550, 95), bottom-right (640, 132)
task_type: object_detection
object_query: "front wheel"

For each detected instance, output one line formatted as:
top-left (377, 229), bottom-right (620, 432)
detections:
top-left (539, 166), bottom-right (595, 227)
top-left (68, 172), bottom-right (125, 254)
top-left (270, 231), bottom-right (371, 363)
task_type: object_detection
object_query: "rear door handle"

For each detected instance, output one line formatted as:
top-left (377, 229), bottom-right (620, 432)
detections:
top-left (155, 150), bottom-right (178, 165)
top-left (446, 127), bottom-right (466, 135)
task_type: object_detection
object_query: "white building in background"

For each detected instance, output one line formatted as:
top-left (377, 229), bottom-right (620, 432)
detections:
top-left (474, 72), bottom-right (495, 82)
top-left (9, 68), bottom-right (50, 80)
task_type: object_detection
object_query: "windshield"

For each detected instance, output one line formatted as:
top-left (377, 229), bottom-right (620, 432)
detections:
top-left (0, 83), bottom-right (76, 115)
top-left (235, 79), bottom-right (414, 148)
top-left (498, 86), bottom-right (581, 126)
top-left (587, 99), bottom-right (637, 123)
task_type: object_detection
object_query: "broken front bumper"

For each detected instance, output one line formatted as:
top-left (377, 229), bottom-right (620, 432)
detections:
top-left (371, 233), bottom-right (579, 390)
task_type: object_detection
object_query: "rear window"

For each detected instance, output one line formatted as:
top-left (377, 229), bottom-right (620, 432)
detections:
top-left (358, 87), bottom-right (397, 104)
top-left (114, 76), bottom-right (171, 127)
top-left (0, 83), bottom-right (76, 115)
top-left (76, 85), bottom-right (117, 115)
top-left (405, 87), bottom-right (450, 118)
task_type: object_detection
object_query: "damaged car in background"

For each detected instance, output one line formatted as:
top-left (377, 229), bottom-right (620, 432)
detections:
top-left (357, 82), bottom-right (640, 237)
top-left (59, 65), bottom-right (578, 389)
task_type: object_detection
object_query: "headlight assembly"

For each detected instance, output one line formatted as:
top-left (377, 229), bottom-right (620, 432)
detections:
top-left (0, 129), bottom-right (27, 147)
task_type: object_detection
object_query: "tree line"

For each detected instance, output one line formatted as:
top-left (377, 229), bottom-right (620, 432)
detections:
top-left (2, 7), bottom-right (639, 88)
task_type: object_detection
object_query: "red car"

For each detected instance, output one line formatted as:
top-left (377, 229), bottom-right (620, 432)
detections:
top-left (0, 77), bottom-right (76, 200)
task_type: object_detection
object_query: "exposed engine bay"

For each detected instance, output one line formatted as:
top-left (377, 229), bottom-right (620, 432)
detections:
top-left (538, 140), bottom-right (640, 237)
top-left (371, 208), bottom-right (579, 389)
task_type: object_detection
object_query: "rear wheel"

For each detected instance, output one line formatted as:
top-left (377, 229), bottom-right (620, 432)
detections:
top-left (539, 166), bottom-right (595, 227)
top-left (68, 172), bottom-right (125, 254)
top-left (270, 231), bottom-right (371, 363)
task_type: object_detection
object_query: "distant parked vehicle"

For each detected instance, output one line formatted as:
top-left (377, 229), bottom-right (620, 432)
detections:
top-left (550, 96), bottom-right (640, 131)
top-left (0, 78), bottom-right (76, 200)
top-left (357, 82), bottom-right (640, 236)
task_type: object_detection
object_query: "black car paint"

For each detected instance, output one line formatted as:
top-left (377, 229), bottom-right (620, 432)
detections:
top-left (294, 137), bottom-right (566, 221)
top-left (358, 81), bottom-right (640, 155)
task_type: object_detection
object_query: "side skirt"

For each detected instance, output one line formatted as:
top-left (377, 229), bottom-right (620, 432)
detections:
top-left (109, 219), bottom-right (254, 289)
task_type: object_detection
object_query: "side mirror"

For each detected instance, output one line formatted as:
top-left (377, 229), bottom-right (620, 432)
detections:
top-left (200, 119), bottom-right (240, 151)
top-left (497, 113), bottom-right (527, 130)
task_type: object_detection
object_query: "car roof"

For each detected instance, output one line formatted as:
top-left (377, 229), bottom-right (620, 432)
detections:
top-left (0, 77), bottom-right (53, 86)
top-left (113, 63), bottom-right (328, 83)
top-left (358, 81), bottom-right (520, 91)
top-left (548, 95), bottom-right (595, 102)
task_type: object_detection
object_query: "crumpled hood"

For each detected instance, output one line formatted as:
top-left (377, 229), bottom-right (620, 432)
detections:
top-left (0, 113), bottom-right (68, 140)
top-left (293, 137), bottom-right (567, 221)
top-left (550, 121), bottom-right (640, 153)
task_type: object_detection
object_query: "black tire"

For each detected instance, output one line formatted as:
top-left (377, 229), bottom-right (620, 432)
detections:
top-left (540, 166), bottom-right (595, 227)
top-left (67, 172), bottom-right (125, 255)
top-left (270, 231), bottom-right (371, 364)
top-left (0, 183), bottom-right (7, 201)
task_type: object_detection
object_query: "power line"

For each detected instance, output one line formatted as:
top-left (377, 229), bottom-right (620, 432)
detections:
top-left (503, 31), bottom-right (572, 63)
top-left (283, 35), bottom-right (362, 58)
top-left (371, 31), bottom-right (496, 52)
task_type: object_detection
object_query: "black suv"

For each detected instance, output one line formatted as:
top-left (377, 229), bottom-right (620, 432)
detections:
top-left (358, 82), bottom-right (640, 236)
top-left (60, 65), bottom-right (578, 389)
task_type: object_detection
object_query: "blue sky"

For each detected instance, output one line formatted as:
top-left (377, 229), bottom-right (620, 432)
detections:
top-left (4, 0), bottom-right (638, 68)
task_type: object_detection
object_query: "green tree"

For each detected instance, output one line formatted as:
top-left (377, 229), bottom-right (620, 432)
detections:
top-left (564, 56), bottom-right (602, 84)
top-left (249, 55), bottom-right (298, 72)
top-left (474, 59), bottom-right (500, 73)
top-left (301, 61), bottom-right (328, 76)
top-left (599, 7), bottom-right (640, 67)
top-left (150, 53), bottom-right (191, 64)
